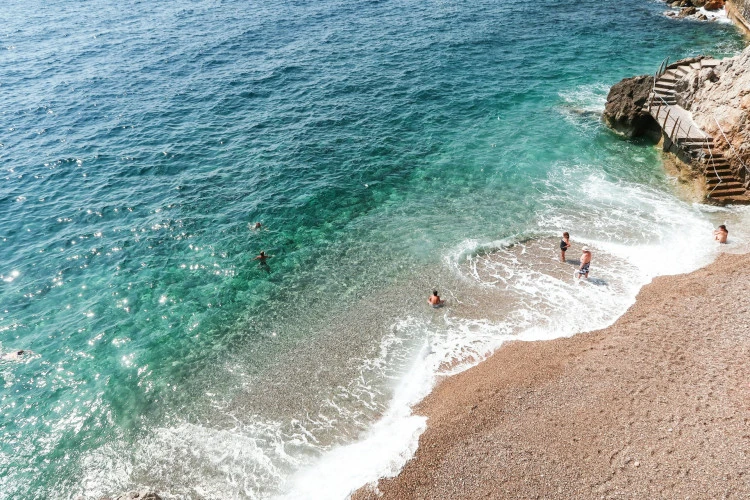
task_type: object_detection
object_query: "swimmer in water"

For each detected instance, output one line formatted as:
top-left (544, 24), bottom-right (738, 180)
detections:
top-left (2, 350), bottom-right (25, 361)
top-left (253, 222), bottom-right (262, 230)
top-left (713, 224), bottom-right (728, 244)
top-left (428, 290), bottom-right (444, 308)
top-left (254, 251), bottom-right (271, 262)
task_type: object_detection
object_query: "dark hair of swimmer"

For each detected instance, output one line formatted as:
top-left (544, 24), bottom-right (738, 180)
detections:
top-left (563, 232), bottom-right (569, 238)
top-left (433, 290), bottom-right (439, 296)
top-left (17, 350), bottom-right (24, 355)
top-left (719, 225), bottom-right (727, 232)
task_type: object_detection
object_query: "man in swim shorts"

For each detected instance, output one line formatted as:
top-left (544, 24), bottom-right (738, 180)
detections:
top-left (575, 246), bottom-right (592, 280)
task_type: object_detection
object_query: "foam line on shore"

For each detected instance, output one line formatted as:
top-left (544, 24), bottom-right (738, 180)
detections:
top-left (280, 173), bottom-right (750, 499)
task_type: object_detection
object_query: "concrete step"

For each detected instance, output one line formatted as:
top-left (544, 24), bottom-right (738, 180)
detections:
top-left (705, 168), bottom-right (735, 177)
top-left (690, 61), bottom-right (702, 70)
top-left (683, 143), bottom-right (713, 151)
top-left (706, 179), bottom-right (743, 188)
top-left (709, 186), bottom-right (747, 196)
top-left (676, 138), bottom-right (712, 145)
top-left (678, 139), bottom-right (714, 146)
top-left (652, 97), bottom-right (677, 105)
top-left (710, 195), bottom-right (750, 205)
top-left (701, 59), bottom-right (719, 67)
top-left (654, 86), bottom-right (675, 93)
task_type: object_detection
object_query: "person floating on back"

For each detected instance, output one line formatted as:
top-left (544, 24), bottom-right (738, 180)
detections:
top-left (575, 246), bottom-right (592, 280)
top-left (428, 290), bottom-right (444, 308)
top-left (560, 231), bottom-right (570, 263)
top-left (713, 224), bottom-right (728, 244)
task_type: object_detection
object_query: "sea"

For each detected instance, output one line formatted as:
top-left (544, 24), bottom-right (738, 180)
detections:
top-left (1, 0), bottom-right (748, 498)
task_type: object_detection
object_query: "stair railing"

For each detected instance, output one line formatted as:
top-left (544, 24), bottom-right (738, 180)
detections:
top-left (651, 94), bottom-right (724, 194)
top-left (702, 136), bottom-right (723, 197)
top-left (713, 115), bottom-right (750, 184)
top-left (648, 57), bottom-right (670, 113)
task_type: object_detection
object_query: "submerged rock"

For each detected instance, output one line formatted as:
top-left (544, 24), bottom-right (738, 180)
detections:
top-left (602, 75), bottom-right (660, 139)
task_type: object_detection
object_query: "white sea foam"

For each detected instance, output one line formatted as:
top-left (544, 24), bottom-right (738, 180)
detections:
top-left (280, 171), bottom-right (750, 499)
top-left (699, 6), bottom-right (732, 23)
top-left (76, 173), bottom-right (750, 500)
top-left (278, 334), bottom-right (432, 499)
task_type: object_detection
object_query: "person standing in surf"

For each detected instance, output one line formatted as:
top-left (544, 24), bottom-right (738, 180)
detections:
top-left (575, 246), bottom-right (592, 280)
top-left (428, 290), bottom-right (444, 307)
top-left (560, 232), bottom-right (570, 263)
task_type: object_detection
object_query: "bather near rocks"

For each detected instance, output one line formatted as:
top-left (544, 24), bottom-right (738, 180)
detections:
top-left (602, 75), bottom-right (660, 139)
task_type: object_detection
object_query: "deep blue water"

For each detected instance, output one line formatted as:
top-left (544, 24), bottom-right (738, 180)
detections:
top-left (0, 0), bottom-right (746, 498)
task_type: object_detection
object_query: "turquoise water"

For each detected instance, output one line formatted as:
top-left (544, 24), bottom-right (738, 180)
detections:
top-left (0, 0), bottom-right (746, 498)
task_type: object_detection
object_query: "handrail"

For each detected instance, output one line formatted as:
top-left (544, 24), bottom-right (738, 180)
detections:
top-left (648, 57), bottom-right (670, 113)
top-left (650, 92), bottom-right (724, 194)
top-left (703, 136), bottom-right (722, 197)
top-left (713, 115), bottom-right (750, 182)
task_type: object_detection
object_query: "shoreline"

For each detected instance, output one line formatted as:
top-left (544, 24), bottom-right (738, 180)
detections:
top-left (354, 251), bottom-right (750, 499)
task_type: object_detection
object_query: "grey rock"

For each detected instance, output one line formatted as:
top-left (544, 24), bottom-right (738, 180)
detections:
top-left (603, 75), bottom-right (660, 139)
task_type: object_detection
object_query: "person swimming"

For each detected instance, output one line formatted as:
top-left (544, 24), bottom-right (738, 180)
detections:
top-left (714, 224), bottom-right (728, 244)
top-left (254, 251), bottom-right (271, 262)
top-left (2, 350), bottom-right (25, 361)
top-left (428, 290), bottom-right (444, 308)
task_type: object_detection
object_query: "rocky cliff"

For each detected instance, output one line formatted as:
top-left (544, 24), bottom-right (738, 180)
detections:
top-left (727, 0), bottom-right (750, 31)
top-left (602, 75), bottom-right (660, 138)
top-left (673, 45), bottom-right (750, 180)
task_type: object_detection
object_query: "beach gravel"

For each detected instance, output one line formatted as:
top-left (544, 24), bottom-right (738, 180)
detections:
top-left (354, 253), bottom-right (750, 499)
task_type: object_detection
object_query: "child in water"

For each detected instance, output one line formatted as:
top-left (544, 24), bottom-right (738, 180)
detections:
top-left (560, 232), bottom-right (570, 263)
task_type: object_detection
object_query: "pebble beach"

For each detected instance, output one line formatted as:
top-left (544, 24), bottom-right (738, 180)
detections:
top-left (356, 252), bottom-right (750, 498)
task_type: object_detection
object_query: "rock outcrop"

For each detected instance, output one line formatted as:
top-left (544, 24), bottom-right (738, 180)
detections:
top-left (673, 45), bottom-right (750, 179)
top-left (664, 0), bottom-right (726, 20)
top-left (602, 75), bottom-right (660, 138)
top-left (726, 0), bottom-right (750, 33)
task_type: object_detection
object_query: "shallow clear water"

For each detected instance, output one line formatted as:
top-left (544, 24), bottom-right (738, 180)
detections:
top-left (0, 0), bottom-right (747, 498)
